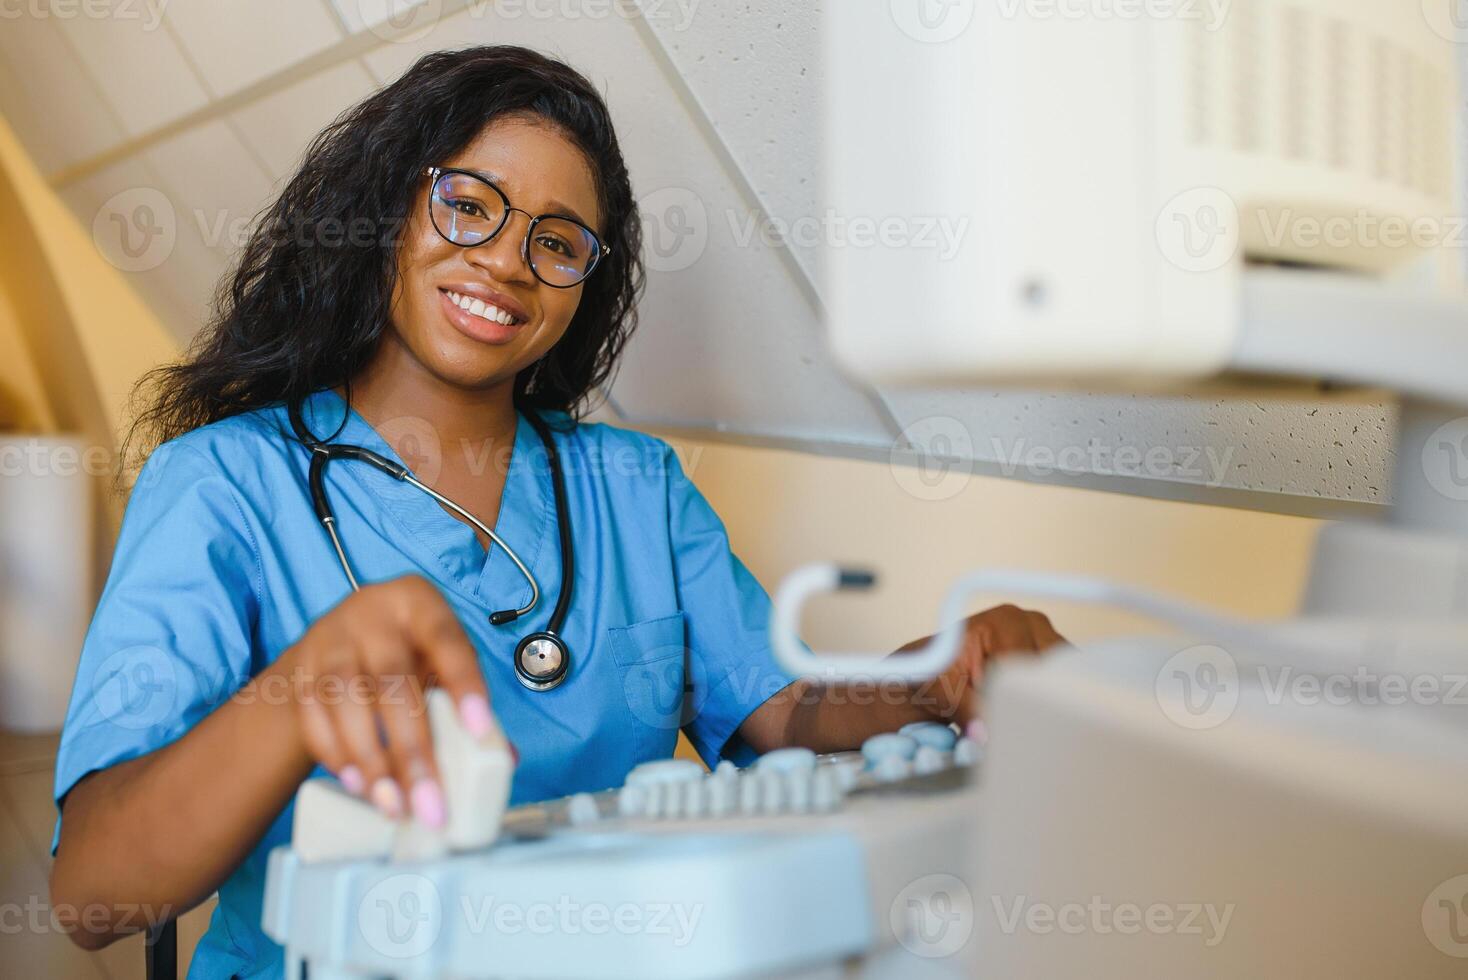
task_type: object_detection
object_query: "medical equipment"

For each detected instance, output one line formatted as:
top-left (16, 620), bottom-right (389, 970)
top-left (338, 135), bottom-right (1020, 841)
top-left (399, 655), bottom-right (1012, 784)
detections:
top-left (288, 398), bottom-right (576, 692)
top-left (268, 722), bottom-right (980, 979)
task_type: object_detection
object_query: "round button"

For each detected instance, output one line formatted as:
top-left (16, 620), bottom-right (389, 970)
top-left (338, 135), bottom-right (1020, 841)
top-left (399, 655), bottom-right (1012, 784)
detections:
top-left (862, 733), bottom-right (918, 766)
top-left (899, 722), bottom-right (958, 752)
top-left (625, 758), bottom-right (704, 787)
top-left (756, 747), bottom-right (817, 774)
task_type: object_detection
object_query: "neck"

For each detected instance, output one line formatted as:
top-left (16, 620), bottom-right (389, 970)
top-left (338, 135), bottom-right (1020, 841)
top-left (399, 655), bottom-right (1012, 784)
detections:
top-left (343, 335), bottom-right (520, 463)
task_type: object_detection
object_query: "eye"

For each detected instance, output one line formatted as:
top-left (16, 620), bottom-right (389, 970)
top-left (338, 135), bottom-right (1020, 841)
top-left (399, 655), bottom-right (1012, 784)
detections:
top-left (446, 197), bottom-right (489, 219)
top-left (535, 232), bottom-right (578, 257)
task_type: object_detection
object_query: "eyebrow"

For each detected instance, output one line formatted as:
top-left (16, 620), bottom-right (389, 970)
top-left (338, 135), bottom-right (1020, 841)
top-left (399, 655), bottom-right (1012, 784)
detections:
top-left (465, 168), bottom-right (596, 229)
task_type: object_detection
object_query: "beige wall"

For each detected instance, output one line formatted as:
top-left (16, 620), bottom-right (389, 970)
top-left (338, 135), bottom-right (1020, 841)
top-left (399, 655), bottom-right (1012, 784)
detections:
top-left (663, 437), bottom-right (1322, 650)
top-left (0, 114), bottom-right (179, 586)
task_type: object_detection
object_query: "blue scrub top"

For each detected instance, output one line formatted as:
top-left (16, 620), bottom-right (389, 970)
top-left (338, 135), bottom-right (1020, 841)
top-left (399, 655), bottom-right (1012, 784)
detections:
top-left (53, 389), bottom-right (797, 978)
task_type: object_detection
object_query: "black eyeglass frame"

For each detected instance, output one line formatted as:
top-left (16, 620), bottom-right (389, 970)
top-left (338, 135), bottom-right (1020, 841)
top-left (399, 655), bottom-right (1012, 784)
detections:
top-left (424, 166), bottom-right (611, 289)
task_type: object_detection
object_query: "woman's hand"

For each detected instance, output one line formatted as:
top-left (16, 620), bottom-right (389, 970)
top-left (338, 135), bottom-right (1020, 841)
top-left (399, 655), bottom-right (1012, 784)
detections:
top-left (895, 604), bottom-right (1066, 727)
top-left (277, 575), bottom-right (495, 828)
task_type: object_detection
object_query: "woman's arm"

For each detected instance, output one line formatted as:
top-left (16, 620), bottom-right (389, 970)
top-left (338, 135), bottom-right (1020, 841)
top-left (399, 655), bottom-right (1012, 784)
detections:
top-left (739, 604), bottom-right (1065, 755)
top-left (50, 576), bottom-right (494, 951)
top-left (51, 650), bottom-right (313, 950)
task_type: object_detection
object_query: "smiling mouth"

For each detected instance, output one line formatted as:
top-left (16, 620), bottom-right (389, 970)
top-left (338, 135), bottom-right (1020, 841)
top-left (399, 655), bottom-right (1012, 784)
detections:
top-left (442, 289), bottom-right (527, 327)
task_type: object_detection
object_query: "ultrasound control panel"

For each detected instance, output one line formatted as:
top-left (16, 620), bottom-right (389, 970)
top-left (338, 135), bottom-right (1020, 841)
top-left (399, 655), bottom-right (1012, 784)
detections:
top-left (263, 722), bottom-right (981, 980)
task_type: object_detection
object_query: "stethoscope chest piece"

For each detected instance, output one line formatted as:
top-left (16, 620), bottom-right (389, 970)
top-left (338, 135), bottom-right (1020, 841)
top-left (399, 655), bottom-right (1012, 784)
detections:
top-left (515, 631), bottom-right (570, 691)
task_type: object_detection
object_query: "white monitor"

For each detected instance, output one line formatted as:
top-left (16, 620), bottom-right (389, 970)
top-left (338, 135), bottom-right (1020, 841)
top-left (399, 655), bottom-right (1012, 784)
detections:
top-left (825, 0), bottom-right (1461, 388)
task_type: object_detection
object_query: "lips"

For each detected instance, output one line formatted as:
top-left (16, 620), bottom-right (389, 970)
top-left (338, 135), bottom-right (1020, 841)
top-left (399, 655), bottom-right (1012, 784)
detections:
top-left (438, 288), bottom-right (526, 345)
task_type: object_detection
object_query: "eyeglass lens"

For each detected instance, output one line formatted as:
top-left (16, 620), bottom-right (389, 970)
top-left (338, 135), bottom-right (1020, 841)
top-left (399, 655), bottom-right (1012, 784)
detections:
top-left (429, 171), bottom-right (602, 288)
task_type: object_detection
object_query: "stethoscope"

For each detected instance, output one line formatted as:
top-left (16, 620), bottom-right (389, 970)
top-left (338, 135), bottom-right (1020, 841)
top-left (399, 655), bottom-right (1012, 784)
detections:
top-left (288, 397), bottom-right (575, 692)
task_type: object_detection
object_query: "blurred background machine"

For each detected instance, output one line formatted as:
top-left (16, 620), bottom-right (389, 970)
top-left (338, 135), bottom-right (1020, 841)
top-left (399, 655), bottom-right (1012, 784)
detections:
top-left (827, 0), bottom-right (1468, 976)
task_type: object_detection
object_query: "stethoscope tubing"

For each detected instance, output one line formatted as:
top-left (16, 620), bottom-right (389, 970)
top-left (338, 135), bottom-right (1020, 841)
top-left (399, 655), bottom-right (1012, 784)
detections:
top-left (288, 395), bottom-right (572, 661)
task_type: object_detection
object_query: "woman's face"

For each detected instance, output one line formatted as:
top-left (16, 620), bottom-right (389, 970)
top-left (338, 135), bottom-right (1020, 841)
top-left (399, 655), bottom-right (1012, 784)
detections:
top-left (387, 114), bottom-right (603, 391)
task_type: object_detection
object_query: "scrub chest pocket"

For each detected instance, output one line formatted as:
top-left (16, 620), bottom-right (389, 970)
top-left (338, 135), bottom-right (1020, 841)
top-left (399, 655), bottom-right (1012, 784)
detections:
top-left (607, 611), bottom-right (691, 760)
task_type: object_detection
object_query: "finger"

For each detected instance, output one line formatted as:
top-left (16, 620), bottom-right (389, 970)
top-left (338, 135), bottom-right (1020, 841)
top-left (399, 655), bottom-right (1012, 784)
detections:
top-left (390, 577), bottom-right (495, 740)
top-left (316, 653), bottom-right (399, 819)
top-left (1026, 610), bottom-right (1067, 651)
top-left (297, 693), bottom-right (361, 793)
top-left (977, 605), bottom-right (1040, 656)
top-left (358, 628), bottom-right (444, 829)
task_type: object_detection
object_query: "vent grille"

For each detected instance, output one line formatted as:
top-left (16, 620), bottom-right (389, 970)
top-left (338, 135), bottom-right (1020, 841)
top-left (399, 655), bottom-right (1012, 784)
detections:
top-left (1184, 0), bottom-right (1451, 201)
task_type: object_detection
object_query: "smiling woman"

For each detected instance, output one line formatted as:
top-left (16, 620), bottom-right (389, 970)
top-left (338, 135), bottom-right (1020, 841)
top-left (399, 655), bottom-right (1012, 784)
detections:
top-left (45, 43), bottom-right (1058, 980)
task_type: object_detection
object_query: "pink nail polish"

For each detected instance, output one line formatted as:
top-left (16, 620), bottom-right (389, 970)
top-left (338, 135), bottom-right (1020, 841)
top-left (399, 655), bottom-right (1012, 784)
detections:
top-left (459, 693), bottom-right (494, 740)
top-left (339, 765), bottom-right (365, 795)
top-left (410, 778), bottom-right (446, 829)
top-left (370, 778), bottom-right (404, 819)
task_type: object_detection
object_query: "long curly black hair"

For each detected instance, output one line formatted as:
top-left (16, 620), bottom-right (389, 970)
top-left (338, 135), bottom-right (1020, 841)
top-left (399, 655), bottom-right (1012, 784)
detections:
top-left (125, 45), bottom-right (643, 463)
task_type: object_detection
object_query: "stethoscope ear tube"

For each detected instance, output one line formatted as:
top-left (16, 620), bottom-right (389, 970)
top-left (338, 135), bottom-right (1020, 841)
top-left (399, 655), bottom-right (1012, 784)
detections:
top-left (289, 394), bottom-right (576, 692)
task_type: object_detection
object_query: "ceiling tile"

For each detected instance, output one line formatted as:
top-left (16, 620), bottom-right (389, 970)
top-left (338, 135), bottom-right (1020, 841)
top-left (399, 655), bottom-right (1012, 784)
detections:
top-left (640, 1), bottom-right (827, 290)
top-left (162, 0), bottom-right (345, 97)
top-left (328, 0), bottom-right (435, 38)
top-left (232, 60), bottom-right (379, 181)
top-left (143, 120), bottom-right (276, 264)
top-left (61, 154), bottom-right (227, 345)
top-left (53, 4), bottom-right (211, 135)
top-left (0, 12), bottom-right (126, 173)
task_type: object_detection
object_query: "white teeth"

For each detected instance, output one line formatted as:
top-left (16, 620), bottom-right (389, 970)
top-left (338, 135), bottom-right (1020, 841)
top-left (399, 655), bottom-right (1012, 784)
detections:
top-left (446, 290), bottom-right (518, 326)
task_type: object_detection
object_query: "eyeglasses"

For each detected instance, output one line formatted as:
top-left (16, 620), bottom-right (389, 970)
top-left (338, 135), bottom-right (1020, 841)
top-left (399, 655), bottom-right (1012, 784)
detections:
top-left (424, 167), bottom-right (610, 289)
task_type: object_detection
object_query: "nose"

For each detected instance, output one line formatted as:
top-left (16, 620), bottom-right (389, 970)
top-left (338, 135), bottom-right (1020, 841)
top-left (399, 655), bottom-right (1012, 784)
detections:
top-left (465, 209), bottom-right (535, 285)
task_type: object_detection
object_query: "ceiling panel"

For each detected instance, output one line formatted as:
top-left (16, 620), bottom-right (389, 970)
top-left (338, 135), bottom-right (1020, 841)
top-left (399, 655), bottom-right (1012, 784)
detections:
top-left (54, 6), bottom-right (212, 135)
top-left (143, 120), bottom-right (276, 265)
top-left (60, 155), bottom-right (228, 345)
top-left (363, 8), bottom-right (896, 446)
top-left (232, 60), bottom-right (379, 182)
top-left (0, 13), bottom-right (126, 173)
top-left (162, 0), bottom-right (345, 96)
top-left (639, 0), bottom-right (826, 292)
top-left (328, 0), bottom-right (436, 38)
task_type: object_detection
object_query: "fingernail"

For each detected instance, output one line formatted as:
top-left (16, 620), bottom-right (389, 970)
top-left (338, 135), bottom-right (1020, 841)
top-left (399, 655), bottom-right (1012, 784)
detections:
top-left (339, 765), bottom-right (365, 795)
top-left (370, 777), bottom-right (404, 819)
top-left (410, 778), bottom-right (446, 829)
top-left (459, 693), bottom-right (494, 740)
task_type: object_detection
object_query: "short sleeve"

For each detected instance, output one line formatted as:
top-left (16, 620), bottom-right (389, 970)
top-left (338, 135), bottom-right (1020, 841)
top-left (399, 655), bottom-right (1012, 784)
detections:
top-left (52, 440), bottom-right (262, 850)
top-left (663, 446), bottom-right (796, 766)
